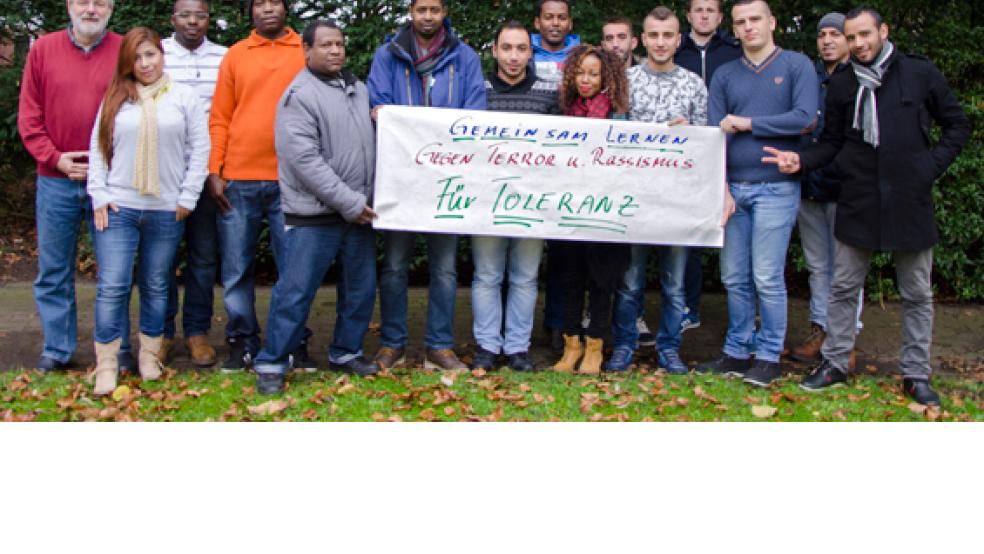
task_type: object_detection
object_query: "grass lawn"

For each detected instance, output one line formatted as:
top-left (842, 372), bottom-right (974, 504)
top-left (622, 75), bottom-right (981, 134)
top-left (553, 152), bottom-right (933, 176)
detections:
top-left (2, 366), bottom-right (982, 422)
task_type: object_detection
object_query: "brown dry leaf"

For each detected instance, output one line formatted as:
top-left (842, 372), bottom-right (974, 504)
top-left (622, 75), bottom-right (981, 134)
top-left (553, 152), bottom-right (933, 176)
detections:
top-left (241, 386), bottom-right (255, 395)
top-left (371, 412), bottom-right (386, 421)
top-left (439, 373), bottom-right (456, 387)
top-left (444, 406), bottom-right (456, 416)
top-left (247, 399), bottom-right (289, 417)
top-left (302, 409), bottom-right (318, 421)
top-left (589, 413), bottom-right (604, 422)
top-left (387, 414), bottom-right (403, 422)
top-left (185, 388), bottom-right (209, 398)
top-left (751, 405), bottom-right (778, 418)
top-left (950, 396), bottom-right (964, 408)
top-left (908, 402), bottom-right (928, 415)
top-left (532, 393), bottom-right (545, 403)
top-left (471, 368), bottom-right (487, 378)
top-left (518, 383), bottom-right (532, 393)
top-left (330, 404), bottom-right (339, 415)
top-left (674, 397), bottom-right (689, 407)
top-left (337, 383), bottom-right (356, 395)
top-left (418, 408), bottom-right (436, 420)
top-left (925, 407), bottom-right (941, 421)
top-left (220, 378), bottom-right (233, 390)
top-left (8, 380), bottom-right (27, 391)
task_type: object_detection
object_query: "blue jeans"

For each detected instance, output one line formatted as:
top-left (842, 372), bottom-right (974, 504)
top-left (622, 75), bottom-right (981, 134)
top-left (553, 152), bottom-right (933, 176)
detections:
top-left (165, 191), bottom-right (218, 338)
top-left (379, 231), bottom-right (458, 350)
top-left (216, 180), bottom-right (287, 353)
top-left (254, 223), bottom-right (377, 375)
top-left (684, 247), bottom-right (703, 318)
top-left (720, 181), bottom-right (800, 363)
top-left (92, 207), bottom-right (184, 343)
top-left (471, 236), bottom-right (543, 355)
top-left (613, 244), bottom-right (688, 351)
top-left (34, 176), bottom-right (130, 361)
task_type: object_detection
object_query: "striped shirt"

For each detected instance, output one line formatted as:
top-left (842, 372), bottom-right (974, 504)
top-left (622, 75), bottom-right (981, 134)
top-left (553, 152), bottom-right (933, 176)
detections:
top-left (162, 35), bottom-right (227, 114)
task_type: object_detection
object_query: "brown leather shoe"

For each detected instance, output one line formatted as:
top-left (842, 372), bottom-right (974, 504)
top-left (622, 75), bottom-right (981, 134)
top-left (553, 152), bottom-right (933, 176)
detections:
top-left (157, 337), bottom-right (174, 364)
top-left (424, 348), bottom-right (467, 371)
top-left (185, 335), bottom-right (217, 367)
top-left (790, 323), bottom-right (825, 363)
top-left (373, 347), bottom-right (406, 370)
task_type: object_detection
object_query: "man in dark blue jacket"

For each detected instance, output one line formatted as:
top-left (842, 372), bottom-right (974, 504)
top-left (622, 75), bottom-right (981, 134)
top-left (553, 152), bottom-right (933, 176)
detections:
top-left (367, 0), bottom-right (486, 372)
top-left (674, 0), bottom-right (741, 333)
top-left (789, 13), bottom-right (857, 366)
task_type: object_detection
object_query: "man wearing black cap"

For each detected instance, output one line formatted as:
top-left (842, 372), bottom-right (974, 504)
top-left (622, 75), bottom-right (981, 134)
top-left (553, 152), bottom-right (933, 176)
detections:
top-left (763, 7), bottom-right (971, 405)
top-left (788, 12), bottom-right (859, 366)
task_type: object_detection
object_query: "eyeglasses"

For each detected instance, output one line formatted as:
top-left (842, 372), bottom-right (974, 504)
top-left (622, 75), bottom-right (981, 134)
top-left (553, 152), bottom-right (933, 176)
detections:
top-left (174, 11), bottom-right (209, 20)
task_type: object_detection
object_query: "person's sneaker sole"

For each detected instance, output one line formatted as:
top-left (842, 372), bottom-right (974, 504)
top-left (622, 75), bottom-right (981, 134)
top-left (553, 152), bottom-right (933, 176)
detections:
top-left (743, 375), bottom-right (780, 388)
top-left (799, 381), bottom-right (846, 393)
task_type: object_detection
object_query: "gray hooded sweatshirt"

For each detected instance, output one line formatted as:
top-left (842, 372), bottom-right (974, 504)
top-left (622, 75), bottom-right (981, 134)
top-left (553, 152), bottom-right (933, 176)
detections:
top-left (275, 67), bottom-right (375, 225)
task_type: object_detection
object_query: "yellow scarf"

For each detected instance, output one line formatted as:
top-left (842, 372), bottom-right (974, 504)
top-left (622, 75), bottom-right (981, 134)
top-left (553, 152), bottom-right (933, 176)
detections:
top-left (133, 73), bottom-right (172, 197)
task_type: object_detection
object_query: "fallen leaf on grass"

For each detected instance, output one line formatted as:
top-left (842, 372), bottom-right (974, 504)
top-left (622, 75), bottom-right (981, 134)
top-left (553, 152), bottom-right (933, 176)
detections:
top-left (751, 405), bottom-right (778, 418)
top-left (302, 409), bottom-right (318, 421)
top-left (247, 400), bottom-right (289, 416)
top-left (908, 402), bottom-right (928, 415)
top-left (220, 379), bottom-right (233, 390)
top-left (440, 373), bottom-right (456, 387)
top-left (418, 408), bottom-right (436, 420)
top-left (336, 383), bottom-right (356, 395)
top-left (110, 385), bottom-right (130, 402)
top-left (471, 368), bottom-right (487, 378)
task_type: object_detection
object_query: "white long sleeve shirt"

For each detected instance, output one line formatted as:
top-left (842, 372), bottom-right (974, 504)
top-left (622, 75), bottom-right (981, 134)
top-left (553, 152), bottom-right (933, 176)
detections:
top-left (87, 80), bottom-right (209, 212)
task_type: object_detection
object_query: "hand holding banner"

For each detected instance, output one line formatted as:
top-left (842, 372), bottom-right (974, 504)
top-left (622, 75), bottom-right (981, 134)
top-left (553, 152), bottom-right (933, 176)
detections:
top-left (374, 106), bottom-right (727, 247)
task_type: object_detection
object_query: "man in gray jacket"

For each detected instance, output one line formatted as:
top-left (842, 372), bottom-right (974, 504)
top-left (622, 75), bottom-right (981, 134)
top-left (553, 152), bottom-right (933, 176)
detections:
top-left (253, 20), bottom-right (379, 394)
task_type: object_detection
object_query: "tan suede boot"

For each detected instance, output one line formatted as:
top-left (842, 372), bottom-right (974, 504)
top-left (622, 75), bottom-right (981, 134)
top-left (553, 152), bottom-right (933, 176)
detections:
top-left (579, 337), bottom-right (604, 375)
top-left (91, 338), bottom-right (121, 396)
top-left (138, 333), bottom-right (164, 381)
top-left (185, 335), bottom-right (217, 367)
top-left (553, 334), bottom-right (583, 373)
top-left (791, 324), bottom-right (825, 363)
top-left (157, 337), bottom-right (174, 365)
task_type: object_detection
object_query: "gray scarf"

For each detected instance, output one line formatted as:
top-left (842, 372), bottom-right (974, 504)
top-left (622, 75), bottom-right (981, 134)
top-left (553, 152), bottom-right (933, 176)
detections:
top-left (851, 40), bottom-right (894, 148)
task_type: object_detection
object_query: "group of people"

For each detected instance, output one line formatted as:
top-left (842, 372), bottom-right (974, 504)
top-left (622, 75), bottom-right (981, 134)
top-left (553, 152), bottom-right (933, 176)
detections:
top-left (18, 0), bottom-right (969, 405)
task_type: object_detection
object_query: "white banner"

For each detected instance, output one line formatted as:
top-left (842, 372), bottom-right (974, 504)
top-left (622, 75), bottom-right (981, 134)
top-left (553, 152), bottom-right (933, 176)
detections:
top-left (373, 106), bottom-right (726, 247)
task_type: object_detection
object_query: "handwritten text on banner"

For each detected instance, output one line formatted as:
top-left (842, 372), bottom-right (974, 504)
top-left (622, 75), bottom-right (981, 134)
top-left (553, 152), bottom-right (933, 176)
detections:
top-left (373, 106), bottom-right (726, 247)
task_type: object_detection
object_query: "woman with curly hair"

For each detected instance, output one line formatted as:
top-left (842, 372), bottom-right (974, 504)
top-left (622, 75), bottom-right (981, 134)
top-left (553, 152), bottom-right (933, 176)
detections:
top-left (551, 45), bottom-right (632, 375)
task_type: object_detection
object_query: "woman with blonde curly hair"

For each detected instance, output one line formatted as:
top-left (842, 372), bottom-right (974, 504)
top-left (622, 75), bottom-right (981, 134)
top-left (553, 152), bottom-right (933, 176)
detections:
top-left (551, 45), bottom-right (632, 375)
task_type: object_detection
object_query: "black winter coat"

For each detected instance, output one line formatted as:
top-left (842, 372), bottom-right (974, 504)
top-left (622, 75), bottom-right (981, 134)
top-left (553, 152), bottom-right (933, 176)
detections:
top-left (674, 29), bottom-right (741, 85)
top-left (798, 52), bottom-right (970, 251)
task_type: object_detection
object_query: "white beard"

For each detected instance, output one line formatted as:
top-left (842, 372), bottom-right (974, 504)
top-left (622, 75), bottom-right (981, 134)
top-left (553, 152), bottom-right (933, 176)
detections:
top-left (69, 12), bottom-right (109, 38)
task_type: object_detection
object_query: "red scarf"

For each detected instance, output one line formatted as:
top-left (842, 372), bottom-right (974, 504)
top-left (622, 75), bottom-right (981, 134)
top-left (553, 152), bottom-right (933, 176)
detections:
top-left (566, 91), bottom-right (613, 119)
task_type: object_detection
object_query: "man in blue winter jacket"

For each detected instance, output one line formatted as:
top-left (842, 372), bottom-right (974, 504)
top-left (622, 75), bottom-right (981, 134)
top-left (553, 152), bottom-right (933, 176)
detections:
top-left (531, 0), bottom-right (581, 84)
top-left (367, 0), bottom-right (486, 372)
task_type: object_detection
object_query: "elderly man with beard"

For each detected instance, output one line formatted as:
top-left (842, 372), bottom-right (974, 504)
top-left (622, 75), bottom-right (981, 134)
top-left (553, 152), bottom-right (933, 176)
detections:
top-left (18, 0), bottom-right (127, 372)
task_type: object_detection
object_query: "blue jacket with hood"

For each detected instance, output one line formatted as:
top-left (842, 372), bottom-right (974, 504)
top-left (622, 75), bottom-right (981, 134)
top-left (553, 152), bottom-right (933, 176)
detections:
top-left (367, 19), bottom-right (485, 110)
top-left (531, 33), bottom-right (580, 83)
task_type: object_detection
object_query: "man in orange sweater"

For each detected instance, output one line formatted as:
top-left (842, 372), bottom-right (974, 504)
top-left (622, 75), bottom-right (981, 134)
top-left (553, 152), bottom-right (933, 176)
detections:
top-left (208, 0), bottom-right (306, 371)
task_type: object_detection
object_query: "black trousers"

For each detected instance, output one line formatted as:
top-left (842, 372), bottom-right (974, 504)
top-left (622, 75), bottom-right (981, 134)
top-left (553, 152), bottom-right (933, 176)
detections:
top-left (552, 240), bottom-right (630, 339)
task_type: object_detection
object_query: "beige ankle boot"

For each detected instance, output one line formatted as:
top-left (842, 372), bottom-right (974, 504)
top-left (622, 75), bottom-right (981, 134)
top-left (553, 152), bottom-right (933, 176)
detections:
top-left (91, 338), bottom-right (121, 396)
top-left (579, 337), bottom-right (604, 375)
top-left (138, 333), bottom-right (164, 381)
top-left (553, 334), bottom-right (583, 373)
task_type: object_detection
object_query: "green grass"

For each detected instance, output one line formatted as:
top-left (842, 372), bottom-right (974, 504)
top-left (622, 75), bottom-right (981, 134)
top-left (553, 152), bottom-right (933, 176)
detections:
top-left (2, 367), bottom-right (982, 422)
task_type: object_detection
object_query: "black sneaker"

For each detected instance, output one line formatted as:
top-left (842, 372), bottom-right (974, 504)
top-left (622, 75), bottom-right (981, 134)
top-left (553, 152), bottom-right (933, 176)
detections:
top-left (697, 354), bottom-right (751, 377)
top-left (289, 339), bottom-right (318, 373)
top-left (471, 347), bottom-right (499, 371)
top-left (800, 359), bottom-right (847, 392)
top-left (329, 356), bottom-right (381, 377)
top-left (743, 360), bottom-right (782, 388)
top-left (222, 338), bottom-right (252, 373)
top-left (903, 378), bottom-right (941, 407)
top-left (505, 352), bottom-right (536, 372)
top-left (256, 372), bottom-right (284, 395)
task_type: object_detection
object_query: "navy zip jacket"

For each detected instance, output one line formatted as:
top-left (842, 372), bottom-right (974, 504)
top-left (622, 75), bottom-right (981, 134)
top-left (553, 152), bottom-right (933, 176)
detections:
top-left (674, 29), bottom-right (741, 85)
top-left (367, 19), bottom-right (485, 110)
top-left (801, 60), bottom-right (850, 202)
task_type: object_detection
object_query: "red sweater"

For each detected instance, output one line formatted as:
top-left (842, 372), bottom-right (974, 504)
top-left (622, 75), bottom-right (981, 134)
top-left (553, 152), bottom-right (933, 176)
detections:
top-left (17, 29), bottom-right (122, 178)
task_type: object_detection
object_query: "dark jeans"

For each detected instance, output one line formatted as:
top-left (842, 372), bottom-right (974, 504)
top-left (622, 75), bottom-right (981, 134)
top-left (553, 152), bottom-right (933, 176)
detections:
top-left (93, 207), bottom-right (184, 343)
top-left (684, 247), bottom-right (703, 319)
top-left (553, 241), bottom-right (629, 339)
top-left (216, 180), bottom-right (308, 353)
top-left (254, 222), bottom-right (376, 375)
top-left (542, 240), bottom-right (567, 331)
top-left (165, 191), bottom-right (218, 339)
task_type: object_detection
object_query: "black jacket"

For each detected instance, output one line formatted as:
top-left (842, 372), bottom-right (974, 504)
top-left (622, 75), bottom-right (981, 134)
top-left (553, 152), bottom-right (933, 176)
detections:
top-left (799, 52), bottom-right (971, 251)
top-left (802, 60), bottom-right (850, 202)
top-left (674, 29), bottom-right (741, 85)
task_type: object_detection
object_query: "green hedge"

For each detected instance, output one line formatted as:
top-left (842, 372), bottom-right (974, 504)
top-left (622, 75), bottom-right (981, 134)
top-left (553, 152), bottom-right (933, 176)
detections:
top-left (1, 0), bottom-right (981, 299)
